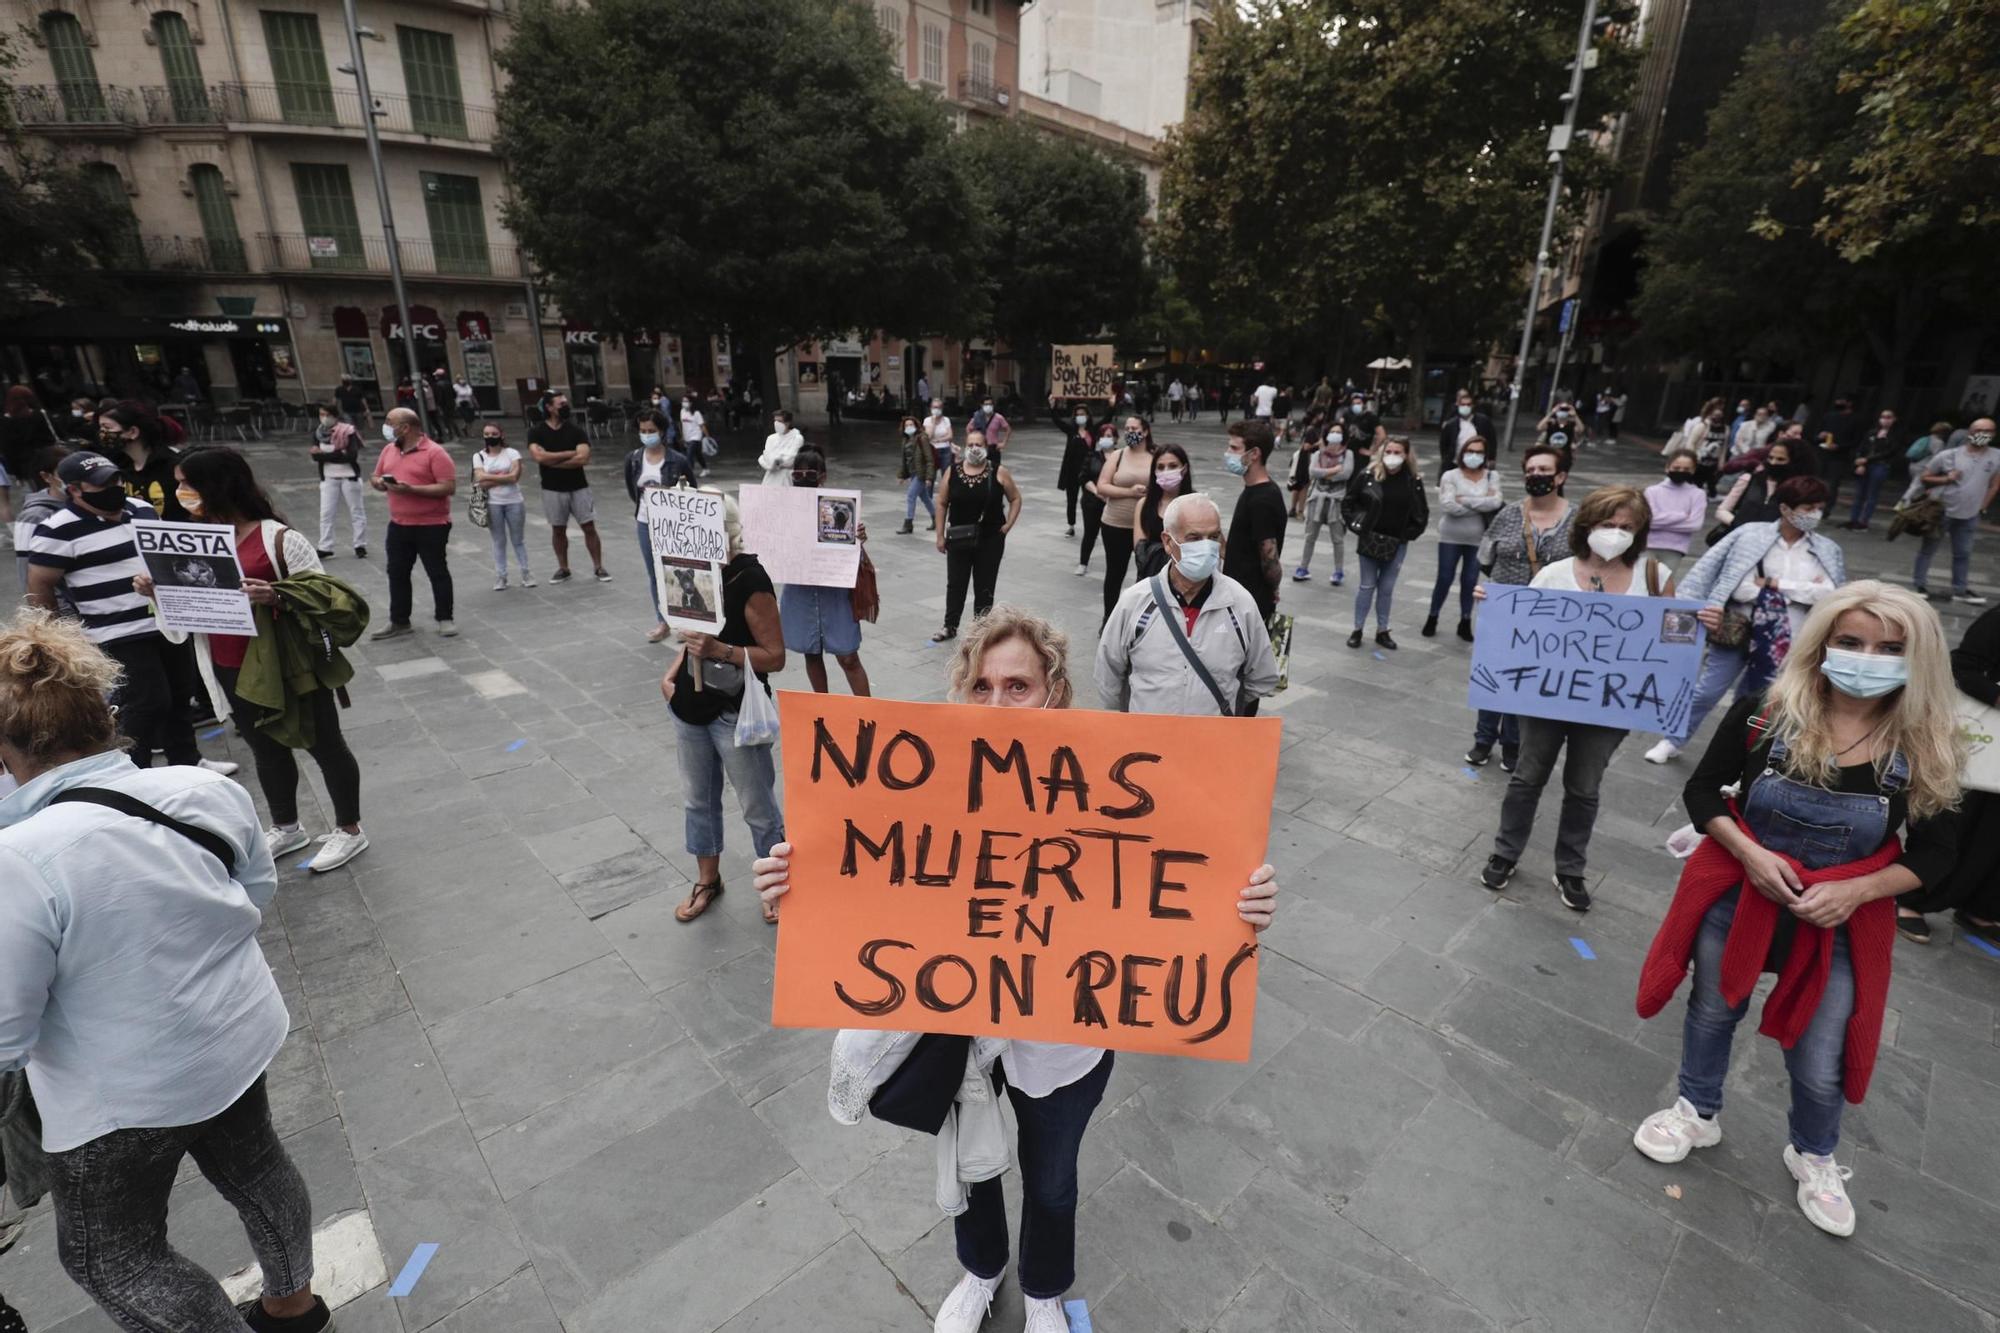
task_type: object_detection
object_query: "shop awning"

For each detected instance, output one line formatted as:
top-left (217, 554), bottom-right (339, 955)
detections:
top-left (0, 309), bottom-right (290, 341)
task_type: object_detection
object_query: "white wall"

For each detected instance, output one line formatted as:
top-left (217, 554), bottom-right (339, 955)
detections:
top-left (1020, 0), bottom-right (1200, 140)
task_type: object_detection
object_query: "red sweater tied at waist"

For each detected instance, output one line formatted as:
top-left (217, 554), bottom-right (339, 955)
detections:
top-left (1636, 821), bottom-right (1903, 1103)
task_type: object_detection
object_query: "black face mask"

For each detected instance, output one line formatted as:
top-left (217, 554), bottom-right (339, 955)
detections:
top-left (556, 404), bottom-right (571, 420)
top-left (78, 485), bottom-right (126, 515)
top-left (1667, 471), bottom-right (1694, 484)
top-left (1523, 474), bottom-right (1558, 497)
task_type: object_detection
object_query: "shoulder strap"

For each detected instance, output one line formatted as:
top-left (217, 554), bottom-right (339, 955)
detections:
top-left (1146, 575), bottom-right (1233, 717)
top-left (1644, 557), bottom-right (1662, 597)
top-left (48, 787), bottom-right (237, 876)
top-left (1745, 707), bottom-right (1775, 754)
top-left (263, 519), bottom-right (292, 581)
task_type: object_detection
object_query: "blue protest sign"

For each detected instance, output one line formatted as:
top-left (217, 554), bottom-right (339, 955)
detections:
top-left (1467, 584), bottom-right (1707, 738)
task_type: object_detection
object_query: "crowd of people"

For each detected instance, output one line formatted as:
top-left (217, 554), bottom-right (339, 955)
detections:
top-left (0, 369), bottom-right (1996, 1333)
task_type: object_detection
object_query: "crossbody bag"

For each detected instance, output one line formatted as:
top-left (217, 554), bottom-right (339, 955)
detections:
top-left (1147, 575), bottom-right (1233, 716)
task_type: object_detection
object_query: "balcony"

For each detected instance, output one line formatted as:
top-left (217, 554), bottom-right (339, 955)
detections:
top-left (259, 232), bottom-right (525, 280)
top-left (10, 83), bottom-right (139, 133)
top-left (141, 234), bottom-right (252, 272)
top-left (139, 81), bottom-right (495, 145)
top-left (956, 73), bottom-right (1012, 112)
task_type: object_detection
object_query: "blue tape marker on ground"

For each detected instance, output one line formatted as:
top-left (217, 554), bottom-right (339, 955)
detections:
top-left (1461, 766), bottom-right (1481, 779)
top-left (1965, 934), bottom-right (2000, 961)
top-left (1569, 937), bottom-right (1596, 960)
top-left (387, 1243), bottom-right (439, 1298)
top-left (1065, 1298), bottom-right (1092, 1333)
top-left (295, 856), bottom-right (315, 871)
top-left (199, 726), bottom-right (227, 741)
top-left (1371, 651), bottom-right (1386, 661)
top-left (505, 738), bottom-right (527, 752)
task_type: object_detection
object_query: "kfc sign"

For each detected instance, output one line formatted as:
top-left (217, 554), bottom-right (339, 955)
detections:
top-left (381, 304), bottom-right (444, 343)
top-left (562, 317), bottom-right (601, 347)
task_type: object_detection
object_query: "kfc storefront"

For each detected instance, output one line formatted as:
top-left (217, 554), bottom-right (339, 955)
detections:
top-left (381, 303), bottom-right (449, 386)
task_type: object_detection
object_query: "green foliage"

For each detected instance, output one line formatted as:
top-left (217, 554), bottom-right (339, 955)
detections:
top-left (1819, 0), bottom-right (2000, 261)
top-left (494, 0), bottom-right (986, 356)
top-left (1156, 0), bottom-right (1638, 358)
top-left (948, 118), bottom-right (1149, 350)
top-left (0, 30), bottom-right (134, 319)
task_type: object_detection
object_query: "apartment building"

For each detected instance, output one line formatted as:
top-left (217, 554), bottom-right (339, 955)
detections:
top-left (1018, 0), bottom-right (1209, 141)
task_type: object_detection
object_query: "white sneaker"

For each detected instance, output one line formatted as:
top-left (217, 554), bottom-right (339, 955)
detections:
top-left (1023, 1296), bottom-right (1068, 1333)
top-left (1633, 1096), bottom-right (1722, 1164)
top-left (1784, 1143), bottom-right (1856, 1237)
top-left (265, 825), bottom-right (311, 858)
top-left (198, 757), bottom-right (240, 777)
top-left (494, 577), bottom-right (509, 591)
top-left (934, 1270), bottom-right (1000, 1333)
top-left (309, 828), bottom-right (370, 873)
top-left (1073, 563), bottom-right (1088, 577)
top-left (1643, 739), bottom-right (1680, 765)
top-left (518, 572), bottom-right (537, 588)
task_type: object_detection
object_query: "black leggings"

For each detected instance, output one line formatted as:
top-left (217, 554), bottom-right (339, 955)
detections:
top-left (216, 665), bottom-right (362, 827)
top-left (1064, 483), bottom-right (1080, 528)
top-left (1099, 526), bottom-right (1135, 619)
top-left (1079, 491), bottom-right (1105, 565)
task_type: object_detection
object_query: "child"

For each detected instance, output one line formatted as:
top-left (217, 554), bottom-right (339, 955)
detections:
top-left (1292, 426), bottom-right (1354, 585)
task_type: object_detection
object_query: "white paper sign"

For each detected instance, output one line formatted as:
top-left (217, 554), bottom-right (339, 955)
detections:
top-left (133, 520), bottom-right (258, 635)
top-left (737, 485), bottom-right (862, 588)
top-left (1957, 696), bottom-right (2000, 793)
top-left (644, 487), bottom-right (729, 635)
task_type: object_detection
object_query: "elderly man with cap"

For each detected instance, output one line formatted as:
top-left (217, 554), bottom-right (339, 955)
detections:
top-left (23, 452), bottom-right (207, 769)
top-left (1095, 491), bottom-right (1279, 716)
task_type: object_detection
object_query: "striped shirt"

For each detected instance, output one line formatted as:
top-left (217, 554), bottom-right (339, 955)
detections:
top-left (27, 499), bottom-right (160, 644)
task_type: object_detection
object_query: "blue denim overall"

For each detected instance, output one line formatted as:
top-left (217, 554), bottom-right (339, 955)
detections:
top-left (1677, 735), bottom-right (1906, 1154)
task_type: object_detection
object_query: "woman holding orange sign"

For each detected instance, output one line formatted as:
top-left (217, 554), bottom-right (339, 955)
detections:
top-left (752, 606), bottom-right (1278, 1333)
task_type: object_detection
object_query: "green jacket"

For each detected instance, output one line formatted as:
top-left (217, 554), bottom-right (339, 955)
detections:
top-left (235, 572), bottom-right (371, 748)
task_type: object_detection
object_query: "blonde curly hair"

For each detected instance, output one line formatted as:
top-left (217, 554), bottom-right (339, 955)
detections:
top-left (0, 608), bottom-right (123, 765)
top-left (946, 606), bottom-right (1074, 709)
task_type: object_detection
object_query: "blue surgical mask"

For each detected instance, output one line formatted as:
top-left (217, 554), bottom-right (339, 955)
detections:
top-left (1173, 537), bottom-right (1220, 582)
top-left (1222, 451), bottom-right (1248, 476)
top-left (1821, 648), bottom-right (1908, 699)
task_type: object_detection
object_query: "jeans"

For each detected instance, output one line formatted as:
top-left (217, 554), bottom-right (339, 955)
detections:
top-left (1677, 894), bottom-right (1852, 1155)
top-left (216, 665), bottom-right (362, 828)
top-left (945, 533), bottom-right (1006, 633)
top-left (385, 521), bottom-right (453, 625)
top-left (1099, 526), bottom-right (1134, 619)
top-left (1078, 492), bottom-right (1104, 565)
top-left (489, 502), bottom-right (528, 581)
top-left (1915, 515), bottom-right (1978, 594)
top-left (104, 633), bottom-right (199, 768)
top-left (1848, 462), bottom-right (1890, 525)
top-left (316, 477), bottom-right (366, 550)
top-left (48, 1077), bottom-right (313, 1332)
top-left (635, 517), bottom-right (663, 621)
top-left (673, 709), bottom-right (784, 858)
top-left (1352, 543), bottom-right (1407, 630)
top-left (905, 475), bottom-right (935, 523)
top-left (1427, 540), bottom-right (1480, 619)
top-left (1492, 717), bottom-right (1627, 875)
top-left (1667, 643), bottom-right (1748, 746)
top-left (1474, 709), bottom-right (1519, 757)
top-left (956, 1054), bottom-right (1113, 1300)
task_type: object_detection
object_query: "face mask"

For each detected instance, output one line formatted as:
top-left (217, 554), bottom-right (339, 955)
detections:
top-left (557, 405), bottom-right (572, 420)
top-left (982, 406), bottom-right (994, 416)
top-left (1381, 454), bottom-right (1405, 472)
top-left (1586, 527), bottom-right (1635, 561)
top-left (640, 432), bottom-right (662, 447)
top-left (1329, 430), bottom-right (1343, 444)
top-left (1173, 537), bottom-right (1220, 582)
top-left (1155, 468), bottom-right (1184, 493)
top-left (1972, 432), bottom-right (1994, 447)
top-left (79, 486), bottom-right (125, 515)
top-left (963, 446), bottom-right (989, 467)
top-left (319, 416), bottom-right (334, 428)
top-left (1098, 436), bottom-right (1116, 452)
top-left (382, 423), bottom-right (397, 443)
top-left (175, 485), bottom-right (203, 515)
top-left (1124, 430), bottom-right (1144, 447)
top-left (1457, 404), bottom-right (1472, 418)
top-left (483, 436), bottom-right (504, 448)
top-left (1821, 647), bottom-right (1908, 698)
top-left (773, 421), bottom-right (785, 433)
top-left (1074, 415), bottom-right (1087, 426)
top-left (1523, 473), bottom-right (1558, 497)
top-left (904, 425), bottom-right (918, 436)
top-left (1786, 507), bottom-right (1823, 532)
top-left (1667, 471), bottom-right (1693, 484)
top-left (1222, 451), bottom-right (1248, 476)
top-left (1461, 453), bottom-right (1484, 470)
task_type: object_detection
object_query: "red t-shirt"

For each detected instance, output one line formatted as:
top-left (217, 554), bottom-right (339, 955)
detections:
top-left (209, 527), bottom-right (272, 669)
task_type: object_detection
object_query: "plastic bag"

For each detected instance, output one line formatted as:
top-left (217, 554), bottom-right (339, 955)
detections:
top-left (733, 676), bottom-right (780, 747)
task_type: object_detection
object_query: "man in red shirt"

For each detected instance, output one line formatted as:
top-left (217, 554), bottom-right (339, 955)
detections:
top-left (369, 408), bottom-right (457, 640)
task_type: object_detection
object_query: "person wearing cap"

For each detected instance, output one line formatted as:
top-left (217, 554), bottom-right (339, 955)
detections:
top-left (23, 453), bottom-right (206, 770)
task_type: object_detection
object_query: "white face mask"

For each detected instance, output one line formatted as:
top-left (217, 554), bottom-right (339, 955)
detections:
top-left (1587, 527), bottom-right (1635, 561)
top-left (903, 425), bottom-right (917, 436)
top-left (1457, 404), bottom-right (1472, 417)
top-left (1462, 453), bottom-right (1484, 470)
top-left (1381, 454), bottom-right (1405, 472)
top-left (1787, 507), bottom-right (1823, 532)
top-left (382, 422), bottom-right (397, 443)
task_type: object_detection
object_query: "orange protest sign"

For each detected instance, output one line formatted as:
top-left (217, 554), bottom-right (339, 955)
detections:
top-left (771, 691), bottom-right (1282, 1062)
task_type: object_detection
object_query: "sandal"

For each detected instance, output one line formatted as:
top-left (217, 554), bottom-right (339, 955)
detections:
top-left (674, 879), bottom-right (723, 923)
top-left (1895, 910), bottom-right (1931, 945)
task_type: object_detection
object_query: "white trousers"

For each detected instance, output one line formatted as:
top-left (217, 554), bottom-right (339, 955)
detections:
top-left (319, 477), bottom-right (367, 549)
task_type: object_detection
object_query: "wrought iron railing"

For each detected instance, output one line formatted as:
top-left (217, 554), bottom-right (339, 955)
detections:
top-left (11, 83), bottom-right (139, 127)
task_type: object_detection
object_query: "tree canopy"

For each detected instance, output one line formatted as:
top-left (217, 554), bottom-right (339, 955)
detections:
top-left (1155, 0), bottom-right (1637, 376)
top-left (494, 0), bottom-right (986, 387)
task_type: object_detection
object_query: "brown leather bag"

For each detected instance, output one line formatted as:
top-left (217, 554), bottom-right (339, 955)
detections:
top-left (850, 545), bottom-right (880, 624)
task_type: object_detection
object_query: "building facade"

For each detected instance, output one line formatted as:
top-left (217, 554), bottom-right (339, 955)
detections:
top-left (1017, 0), bottom-right (1209, 141)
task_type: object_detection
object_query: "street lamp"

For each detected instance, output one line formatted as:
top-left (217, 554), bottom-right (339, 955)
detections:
top-left (1500, 0), bottom-right (1600, 453)
top-left (337, 0), bottom-right (430, 438)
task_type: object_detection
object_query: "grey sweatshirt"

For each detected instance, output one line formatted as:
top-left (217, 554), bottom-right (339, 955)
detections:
top-left (1437, 468), bottom-right (1503, 546)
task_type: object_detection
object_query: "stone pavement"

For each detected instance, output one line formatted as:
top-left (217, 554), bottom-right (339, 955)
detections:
top-left (5, 413), bottom-right (1999, 1333)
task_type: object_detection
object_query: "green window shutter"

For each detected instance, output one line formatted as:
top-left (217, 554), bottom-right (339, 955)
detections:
top-left (154, 13), bottom-right (210, 121)
top-left (261, 11), bottom-right (335, 125)
top-left (420, 171), bottom-right (489, 275)
top-left (291, 162), bottom-right (364, 270)
top-left (42, 14), bottom-right (106, 121)
top-left (86, 164), bottom-right (142, 267)
top-left (191, 165), bottom-right (245, 270)
top-left (396, 26), bottom-right (465, 138)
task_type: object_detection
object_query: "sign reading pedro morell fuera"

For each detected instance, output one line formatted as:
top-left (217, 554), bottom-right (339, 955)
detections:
top-left (772, 692), bottom-right (1282, 1061)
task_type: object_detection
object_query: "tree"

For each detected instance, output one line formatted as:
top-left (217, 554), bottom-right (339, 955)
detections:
top-left (1155, 0), bottom-right (1637, 386)
top-left (0, 30), bottom-right (130, 319)
top-left (493, 0), bottom-right (987, 406)
top-left (949, 119), bottom-right (1148, 402)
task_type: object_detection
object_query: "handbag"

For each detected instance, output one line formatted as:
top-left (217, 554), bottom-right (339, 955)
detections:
top-left (1146, 575), bottom-right (1233, 716)
top-left (467, 483), bottom-right (490, 529)
top-left (944, 522), bottom-right (981, 551)
top-left (733, 673), bottom-right (780, 747)
top-left (850, 545), bottom-right (880, 624)
top-left (1709, 604), bottom-right (1753, 649)
top-left (1356, 529), bottom-right (1400, 563)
